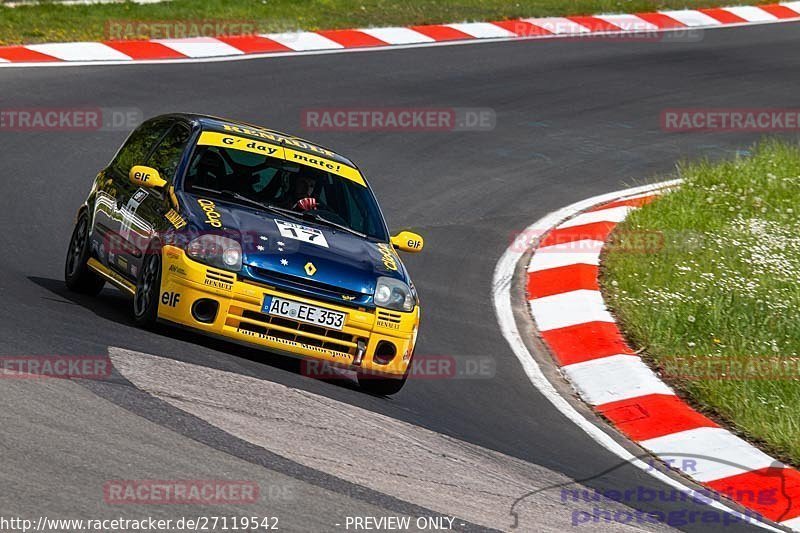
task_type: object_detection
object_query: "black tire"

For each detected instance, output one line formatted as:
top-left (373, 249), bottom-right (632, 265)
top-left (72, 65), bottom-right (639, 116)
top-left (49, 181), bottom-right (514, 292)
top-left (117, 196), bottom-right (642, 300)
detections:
top-left (64, 212), bottom-right (105, 296)
top-left (133, 248), bottom-right (162, 328)
top-left (357, 370), bottom-right (408, 396)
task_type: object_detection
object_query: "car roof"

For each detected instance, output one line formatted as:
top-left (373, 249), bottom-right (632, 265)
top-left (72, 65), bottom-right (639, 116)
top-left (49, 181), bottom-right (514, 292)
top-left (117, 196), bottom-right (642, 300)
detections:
top-left (163, 113), bottom-right (358, 169)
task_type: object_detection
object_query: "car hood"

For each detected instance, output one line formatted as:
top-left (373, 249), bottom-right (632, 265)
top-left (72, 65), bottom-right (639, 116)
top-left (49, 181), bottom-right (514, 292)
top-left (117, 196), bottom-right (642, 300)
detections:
top-left (181, 193), bottom-right (407, 300)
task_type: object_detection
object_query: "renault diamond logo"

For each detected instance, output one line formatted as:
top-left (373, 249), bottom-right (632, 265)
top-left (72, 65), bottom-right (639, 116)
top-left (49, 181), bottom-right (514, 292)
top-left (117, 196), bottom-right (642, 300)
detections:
top-left (305, 262), bottom-right (317, 276)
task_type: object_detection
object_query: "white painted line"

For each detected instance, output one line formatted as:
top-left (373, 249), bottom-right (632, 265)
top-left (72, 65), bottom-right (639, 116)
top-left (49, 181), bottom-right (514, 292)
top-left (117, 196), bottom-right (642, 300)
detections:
top-left (781, 516), bottom-right (800, 530)
top-left (445, 22), bottom-right (515, 39)
top-left (641, 427), bottom-right (781, 482)
top-left (529, 289), bottom-right (613, 331)
top-left (594, 14), bottom-right (658, 32)
top-left (154, 38), bottom-right (243, 58)
top-left (523, 17), bottom-right (591, 34)
top-left (491, 178), bottom-right (779, 531)
top-left (557, 205), bottom-right (633, 229)
top-left (262, 32), bottom-right (344, 51)
top-left (659, 9), bottom-right (722, 27)
top-left (562, 354), bottom-right (674, 406)
top-left (528, 240), bottom-right (603, 272)
top-left (723, 6), bottom-right (778, 22)
top-left (360, 27), bottom-right (435, 45)
top-left (25, 42), bottom-right (132, 61)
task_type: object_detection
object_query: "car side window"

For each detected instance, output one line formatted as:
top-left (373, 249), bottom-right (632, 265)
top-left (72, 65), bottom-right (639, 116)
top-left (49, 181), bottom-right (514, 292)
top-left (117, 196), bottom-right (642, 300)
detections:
top-left (111, 119), bottom-right (171, 178)
top-left (146, 123), bottom-right (191, 184)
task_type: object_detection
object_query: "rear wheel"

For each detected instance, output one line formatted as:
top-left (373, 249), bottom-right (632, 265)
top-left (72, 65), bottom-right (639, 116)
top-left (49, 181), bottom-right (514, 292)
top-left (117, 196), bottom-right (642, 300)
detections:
top-left (133, 249), bottom-right (161, 327)
top-left (64, 212), bottom-right (105, 296)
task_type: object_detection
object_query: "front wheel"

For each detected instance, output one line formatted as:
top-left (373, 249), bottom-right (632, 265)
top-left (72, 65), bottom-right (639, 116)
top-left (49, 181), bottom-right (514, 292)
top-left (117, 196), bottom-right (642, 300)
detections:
top-left (357, 370), bottom-right (408, 396)
top-left (64, 212), bottom-right (105, 295)
top-left (133, 250), bottom-right (161, 327)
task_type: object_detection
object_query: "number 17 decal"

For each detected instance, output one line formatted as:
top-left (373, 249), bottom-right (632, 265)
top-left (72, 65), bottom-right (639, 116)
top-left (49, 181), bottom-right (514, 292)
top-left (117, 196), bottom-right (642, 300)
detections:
top-left (274, 219), bottom-right (329, 248)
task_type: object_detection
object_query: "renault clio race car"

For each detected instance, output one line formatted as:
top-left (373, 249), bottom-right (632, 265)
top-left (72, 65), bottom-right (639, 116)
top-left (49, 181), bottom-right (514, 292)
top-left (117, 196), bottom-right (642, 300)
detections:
top-left (65, 114), bottom-right (423, 395)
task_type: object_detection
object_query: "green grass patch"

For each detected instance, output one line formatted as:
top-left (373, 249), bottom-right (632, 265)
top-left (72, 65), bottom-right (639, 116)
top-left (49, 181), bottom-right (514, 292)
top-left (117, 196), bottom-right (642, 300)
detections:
top-left (603, 140), bottom-right (800, 465)
top-left (0, 0), bottom-right (776, 46)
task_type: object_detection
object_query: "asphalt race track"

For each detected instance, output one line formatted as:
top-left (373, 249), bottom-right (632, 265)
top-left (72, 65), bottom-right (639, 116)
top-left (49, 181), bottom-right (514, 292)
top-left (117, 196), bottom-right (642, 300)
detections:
top-left (2, 21), bottom-right (799, 532)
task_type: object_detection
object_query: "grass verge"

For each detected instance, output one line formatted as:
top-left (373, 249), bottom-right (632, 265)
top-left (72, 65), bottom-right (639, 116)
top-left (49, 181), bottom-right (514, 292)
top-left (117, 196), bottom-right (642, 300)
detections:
top-left (0, 0), bottom-right (776, 46)
top-left (602, 140), bottom-right (800, 466)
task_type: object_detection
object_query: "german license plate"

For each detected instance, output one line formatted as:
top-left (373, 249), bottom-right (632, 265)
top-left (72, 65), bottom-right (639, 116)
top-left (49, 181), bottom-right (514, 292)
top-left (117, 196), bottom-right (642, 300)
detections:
top-left (262, 296), bottom-right (345, 330)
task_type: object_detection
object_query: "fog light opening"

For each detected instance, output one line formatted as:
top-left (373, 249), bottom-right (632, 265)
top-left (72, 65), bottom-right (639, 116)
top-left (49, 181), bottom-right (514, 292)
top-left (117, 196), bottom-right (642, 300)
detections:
top-left (191, 299), bottom-right (219, 324)
top-left (373, 341), bottom-right (397, 365)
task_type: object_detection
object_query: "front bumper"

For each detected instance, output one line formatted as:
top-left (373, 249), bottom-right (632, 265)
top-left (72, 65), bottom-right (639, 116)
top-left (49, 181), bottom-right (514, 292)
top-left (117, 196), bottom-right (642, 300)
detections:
top-left (158, 245), bottom-right (419, 377)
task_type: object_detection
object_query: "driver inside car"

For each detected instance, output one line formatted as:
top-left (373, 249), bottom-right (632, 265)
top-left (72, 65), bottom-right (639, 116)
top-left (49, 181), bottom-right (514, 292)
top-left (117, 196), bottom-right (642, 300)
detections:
top-left (280, 173), bottom-right (320, 212)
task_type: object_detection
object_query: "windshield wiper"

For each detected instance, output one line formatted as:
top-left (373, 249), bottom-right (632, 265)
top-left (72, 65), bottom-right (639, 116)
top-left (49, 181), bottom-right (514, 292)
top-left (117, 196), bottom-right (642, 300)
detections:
top-left (191, 187), bottom-right (306, 222)
top-left (299, 212), bottom-right (367, 239)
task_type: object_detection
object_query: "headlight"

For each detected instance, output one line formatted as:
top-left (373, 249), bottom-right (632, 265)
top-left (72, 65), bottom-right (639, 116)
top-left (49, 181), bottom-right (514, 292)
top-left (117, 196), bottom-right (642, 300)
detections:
top-left (374, 276), bottom-right (416, 312)
top-left (185, 234), bottom-right (242, 272)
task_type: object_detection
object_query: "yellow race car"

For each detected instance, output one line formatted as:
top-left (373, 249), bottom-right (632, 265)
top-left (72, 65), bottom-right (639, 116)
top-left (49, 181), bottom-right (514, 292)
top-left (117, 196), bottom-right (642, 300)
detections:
top-left (65, 114), bottom-right (423, 395)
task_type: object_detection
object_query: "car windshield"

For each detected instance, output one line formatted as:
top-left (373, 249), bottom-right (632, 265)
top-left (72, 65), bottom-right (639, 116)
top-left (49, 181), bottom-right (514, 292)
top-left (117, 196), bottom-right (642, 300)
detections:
top-left (182, 142), bottom-right (388, 240)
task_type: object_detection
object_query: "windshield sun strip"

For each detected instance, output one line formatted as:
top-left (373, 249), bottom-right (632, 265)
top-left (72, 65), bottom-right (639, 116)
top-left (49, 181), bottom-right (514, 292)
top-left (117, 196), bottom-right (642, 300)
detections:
top-left (197, 131), bottom-right (366, 187)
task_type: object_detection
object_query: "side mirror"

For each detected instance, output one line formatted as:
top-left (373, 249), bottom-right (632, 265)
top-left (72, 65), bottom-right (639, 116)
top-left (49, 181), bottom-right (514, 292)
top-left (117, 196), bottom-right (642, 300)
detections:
top-left (129, 165), bottom-right (167, 189)
top-left (391, 231), bottom-right (424, 253)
